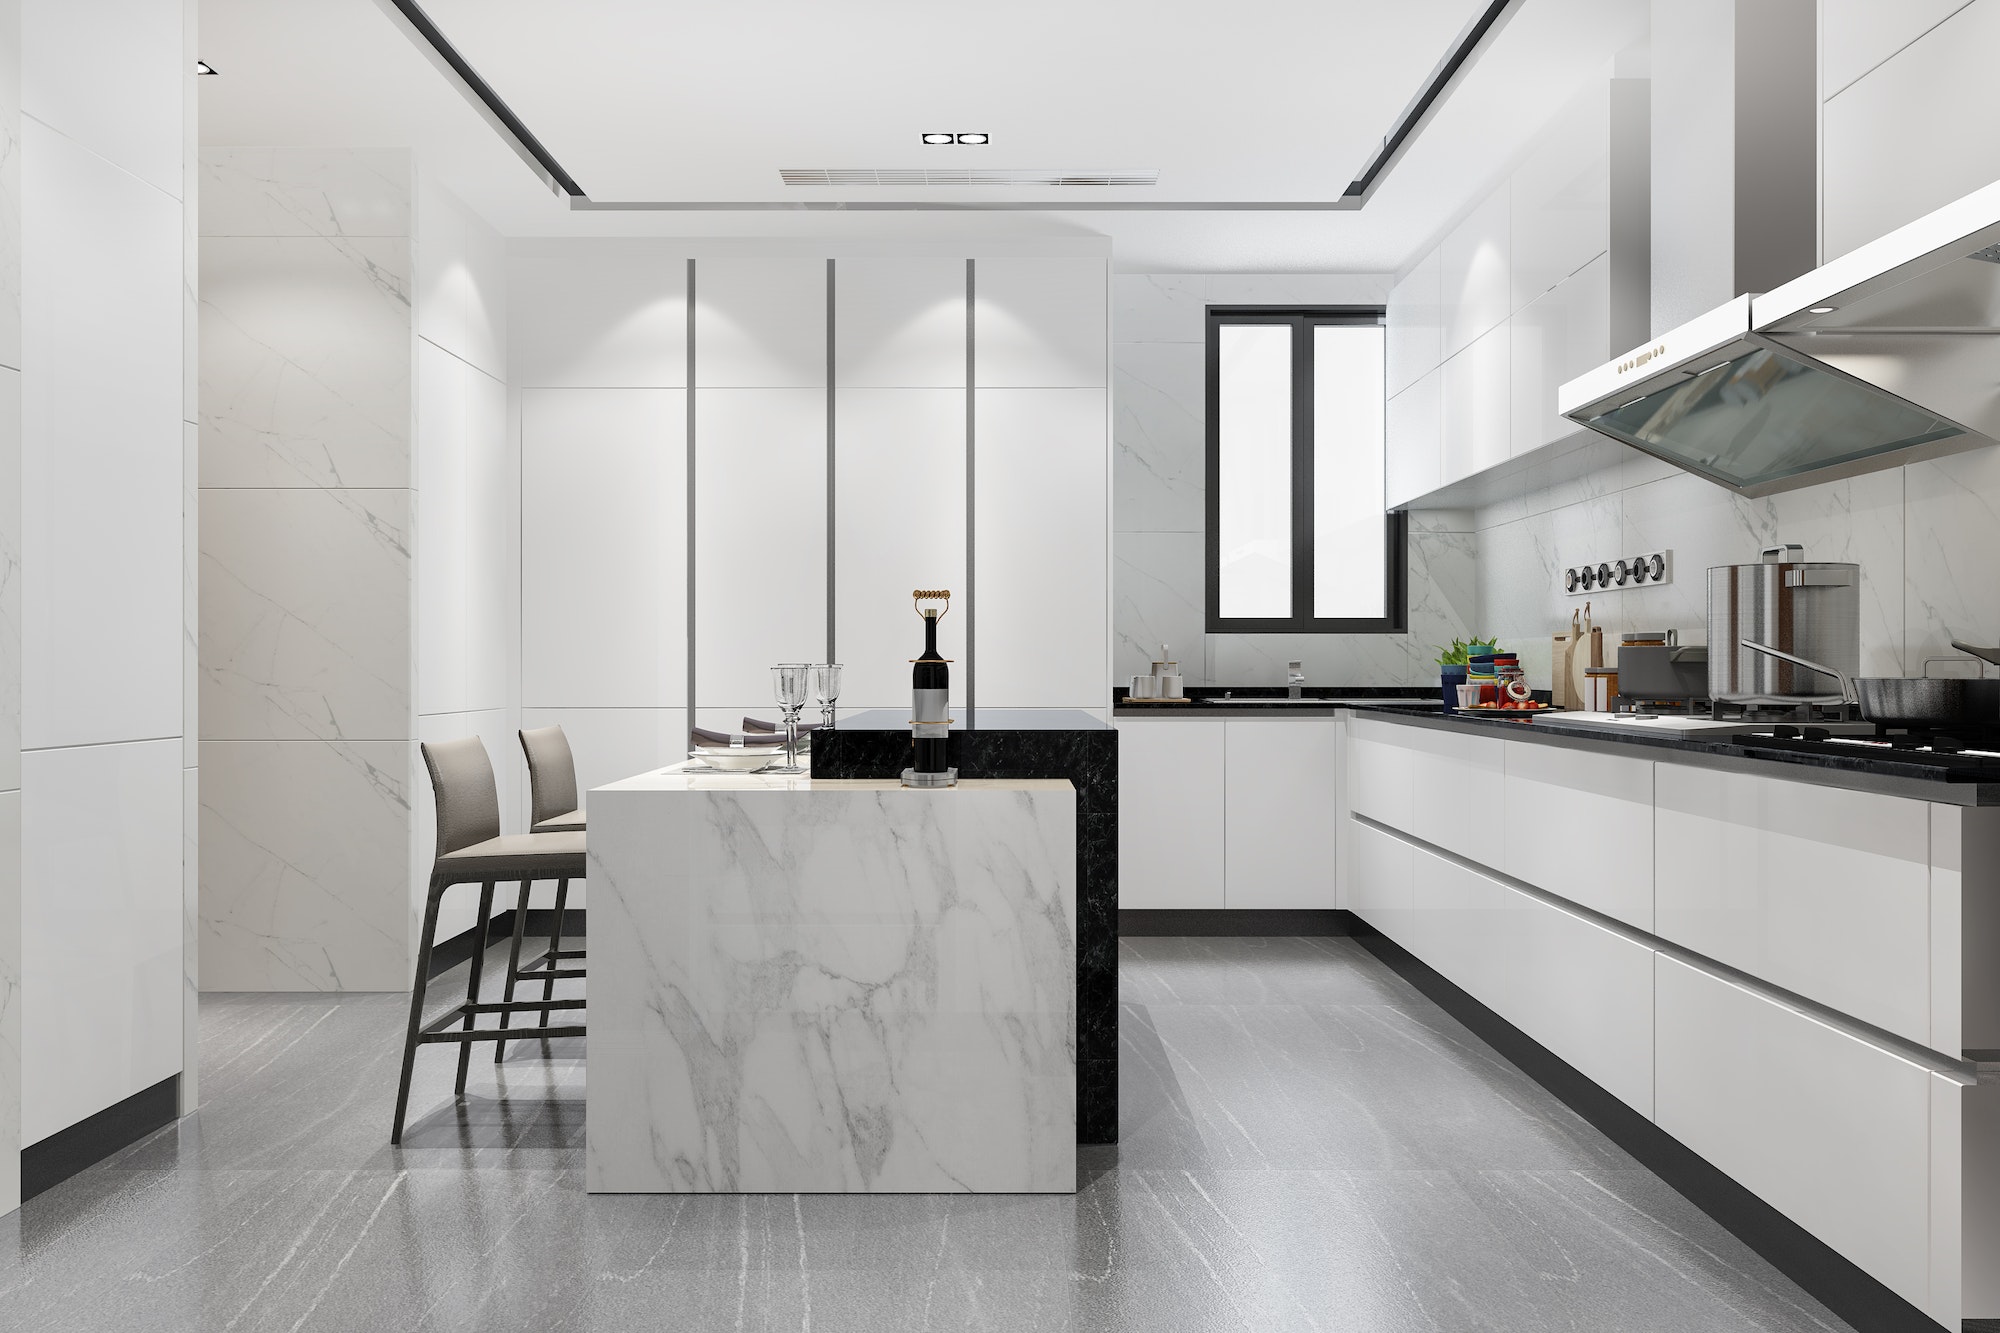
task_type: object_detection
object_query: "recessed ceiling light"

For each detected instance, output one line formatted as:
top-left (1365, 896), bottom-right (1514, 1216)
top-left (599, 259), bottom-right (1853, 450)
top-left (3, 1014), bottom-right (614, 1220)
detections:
top-left (1808, 305), bottom-right (1838, 314)
top-left (921, 133), bottom-right (954, 146)
top-left (195, 60), bottom-right (218, 75)
top-left (955, 133), bottom-right (989, 145)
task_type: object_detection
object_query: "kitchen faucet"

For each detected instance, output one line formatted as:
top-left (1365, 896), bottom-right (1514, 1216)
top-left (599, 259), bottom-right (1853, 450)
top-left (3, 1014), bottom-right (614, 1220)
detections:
top-left (1287, 660), bottom-right (1305, 699)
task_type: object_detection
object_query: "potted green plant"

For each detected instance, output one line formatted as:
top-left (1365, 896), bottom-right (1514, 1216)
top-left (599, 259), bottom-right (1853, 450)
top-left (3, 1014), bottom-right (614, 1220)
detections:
top-left (1435, 637), bottom-right (1496, 709)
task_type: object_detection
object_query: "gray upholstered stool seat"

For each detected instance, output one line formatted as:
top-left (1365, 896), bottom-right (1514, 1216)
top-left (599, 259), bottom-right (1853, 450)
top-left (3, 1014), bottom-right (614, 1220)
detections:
top-left (532, 809), bottom-right (585, 835)
top-left (392, 736), bottom-right (587, 1144)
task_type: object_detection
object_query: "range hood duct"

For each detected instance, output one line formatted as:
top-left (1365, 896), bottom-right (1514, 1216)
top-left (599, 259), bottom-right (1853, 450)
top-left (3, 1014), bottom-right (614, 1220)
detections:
top-left (1559, 177), bottom-right (2000, 497)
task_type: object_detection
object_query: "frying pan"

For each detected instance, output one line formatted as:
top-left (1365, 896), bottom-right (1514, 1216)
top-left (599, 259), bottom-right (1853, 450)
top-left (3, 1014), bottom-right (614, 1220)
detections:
top-left (1742, 641), bottom-right (2000, 727)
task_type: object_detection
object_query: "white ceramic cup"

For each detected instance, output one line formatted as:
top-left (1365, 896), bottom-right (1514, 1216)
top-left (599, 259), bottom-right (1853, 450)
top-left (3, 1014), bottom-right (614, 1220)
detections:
top-left (1158, 673), bottom-right (1183, 697)
top-left (1130, 674), bottom-right (1160, 699)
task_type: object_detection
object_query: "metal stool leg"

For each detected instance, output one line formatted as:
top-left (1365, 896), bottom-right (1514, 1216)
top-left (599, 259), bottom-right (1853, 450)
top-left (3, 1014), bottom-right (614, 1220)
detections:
top-left (454, 880), bottom-right (496, 1096)
top-left (542, 877), bottom-right (571, 1028)
top-left (393, 876), bottom-right (446, 1145)
top-left (495, 879), bottom-right (532, 1063)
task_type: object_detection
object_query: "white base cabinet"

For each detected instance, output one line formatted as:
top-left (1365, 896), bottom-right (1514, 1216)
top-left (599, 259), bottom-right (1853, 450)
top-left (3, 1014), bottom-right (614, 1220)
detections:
top-left (1116, 718), bottom-right (1225, 909)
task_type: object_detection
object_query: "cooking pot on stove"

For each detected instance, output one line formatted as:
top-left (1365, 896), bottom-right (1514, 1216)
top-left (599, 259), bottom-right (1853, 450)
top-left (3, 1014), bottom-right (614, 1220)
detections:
top-left (1709, 544), bottom-right (1860, 704)
top-left (1741, 641), bottom-right (2000, 728)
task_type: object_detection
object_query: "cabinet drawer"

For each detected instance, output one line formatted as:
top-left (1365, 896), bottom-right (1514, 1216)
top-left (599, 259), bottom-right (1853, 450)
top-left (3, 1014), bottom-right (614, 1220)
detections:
top-left (1347, 718), bottom-right (1415, 832)
top-left (1116, 720), bottom-right (1224, 909)
top-left (1347, 817), bottom-right (1413, 944)
top-left (1655, 764), bottom-right (1932, 1046)
top-left (1412, 846), bottom-right (1652, 1114)
top-left (1399, 725), bottom-right (1506, 868)
top-left (1655, 956), bottom-right (1932, 1310)
top-left (1503, 740), bottom-right (1652, 929)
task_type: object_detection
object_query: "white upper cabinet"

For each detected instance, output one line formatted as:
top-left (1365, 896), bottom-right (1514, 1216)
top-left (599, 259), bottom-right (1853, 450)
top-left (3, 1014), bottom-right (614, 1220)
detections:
top-left (1385, 368), bottom-right (1441, 509)
top-left (1441, 322), bottom-right (1509, 486)
top-left (973, 257), bottom-right (1107, 388)
top-left (1386, 249), bottom-right (1441, 397)
top-left (1438, 188), bottom-right (1511, 359)
top-left (1509, 83), bottom-right (1610, 312)
top-left (1509, 253), bottom-right (1609, 457)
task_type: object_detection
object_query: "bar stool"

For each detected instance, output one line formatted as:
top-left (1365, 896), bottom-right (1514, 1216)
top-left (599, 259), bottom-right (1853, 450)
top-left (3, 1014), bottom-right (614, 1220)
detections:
top-left (493, 726), bottom-right (587, 1062)
top-left (392, 736), bottom-right (586, 1144)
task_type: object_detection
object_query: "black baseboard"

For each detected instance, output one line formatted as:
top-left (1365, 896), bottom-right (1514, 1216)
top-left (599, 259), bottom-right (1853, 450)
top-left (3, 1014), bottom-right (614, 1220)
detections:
top-left (22, 1075), bottom-right (180, 1202)
top-left (429, 908), bottom-right (586, 978)
top-left (1351, 924), bottom-right (1949, 1333)
top-left (1119, 908), bottom-right (1357, 937)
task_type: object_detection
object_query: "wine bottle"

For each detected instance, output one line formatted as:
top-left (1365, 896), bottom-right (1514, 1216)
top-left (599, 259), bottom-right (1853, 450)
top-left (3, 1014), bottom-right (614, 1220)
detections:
top-left (909, 589), bottom-right (953, 785)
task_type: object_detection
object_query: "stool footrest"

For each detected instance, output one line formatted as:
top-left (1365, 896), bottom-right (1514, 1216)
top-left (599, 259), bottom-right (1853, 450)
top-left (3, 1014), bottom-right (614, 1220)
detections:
top-left (421, 997), bottom-right (585, 1036)
top-left (418, 1024), bottom-right (586, 1045)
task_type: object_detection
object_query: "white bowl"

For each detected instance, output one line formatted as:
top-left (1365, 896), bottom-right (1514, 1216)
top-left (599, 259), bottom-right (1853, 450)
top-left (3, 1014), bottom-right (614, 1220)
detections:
top-left (690, 747), bottom-right (784, 772)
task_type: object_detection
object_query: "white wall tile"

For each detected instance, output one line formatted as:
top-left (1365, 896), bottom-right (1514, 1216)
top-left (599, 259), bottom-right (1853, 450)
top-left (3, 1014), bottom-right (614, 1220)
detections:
top-left (1818, 0), bottom-right (1975, 98)
top-left (1907, 449), bottom-right (2000, 668)
top-left (200, 487), bottom-right (412, 742)
top-left (520, 388), bottom-right (687, 708)
top-left (23, 0), bottom-right (182, 199)
top-left (974, 388), bottom-right (1106, 707)
top-left (23, 739), bottom-right (183, 1142)
top-left (182, 420), bottom-right (196, 767)
top-left (694, 388), bottom-right (825, 705)
top-left (975, 257), bottom-right (1106, 388)
top-left (1405, 526), bottom-right (1478, 685)
top-left (1113, 341), bottom-right (1203, 534)
top-left (23, 121), bottom-right (182, 750)
top-left (509, 255), bottom-right (686, 388)
top-left (200, 738), bottom-right (412, 992)
top-left (1208, 631), bottom-right (1410, 690)
top-left (199, 234), bottom-right (411, 490)
top-left (1113, 531), bottom-right (1204, 687)
top-left (832, 388), bottom-right (965, 710)
top-left (693, 257), bottom-right (826, 389)
top-left (199, 147), bottom-right (409, 239)
top-left (0, 368), bottom-right (17, 789)
top-left (0, 788), bottom-right (18, 1213)
top-left (1205, 274), bottom-right (1390, 306)
top-left (1111, 274), bottom-right (1205, 344)
top-left (832, 257), bottom-right (964, 388)
top-left (0, 53), bottom-right (19, 375)
top-left (416, 344), bottom-right (509, 716)
top-left (415, 173), bottom-right (505, 382)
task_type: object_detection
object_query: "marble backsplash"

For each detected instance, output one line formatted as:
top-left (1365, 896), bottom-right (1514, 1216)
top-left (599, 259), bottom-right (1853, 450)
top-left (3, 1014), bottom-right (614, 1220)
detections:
top-left (1112, 274), bottom-right (1475, 690)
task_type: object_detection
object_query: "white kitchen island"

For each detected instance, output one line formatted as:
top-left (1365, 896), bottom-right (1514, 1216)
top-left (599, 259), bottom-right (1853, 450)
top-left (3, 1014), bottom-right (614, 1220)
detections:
top-left (584, 763), bottom-right (1077, 1194)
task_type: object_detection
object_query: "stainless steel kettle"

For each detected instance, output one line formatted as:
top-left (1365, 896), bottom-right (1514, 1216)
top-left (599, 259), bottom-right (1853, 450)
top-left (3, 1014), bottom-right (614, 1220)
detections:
top-left (1707, 544), bottom-right (1860, 704)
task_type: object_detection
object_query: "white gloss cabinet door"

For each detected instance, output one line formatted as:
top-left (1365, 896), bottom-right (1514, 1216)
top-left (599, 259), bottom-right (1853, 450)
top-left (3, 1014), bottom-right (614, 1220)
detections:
top-left (693, 258), bottom-right (827, 388)
top-left (1508, 82), bottom-right (1609, 313)
top-left (1440, 322), bottom-right (1509, 486)
top-left (833, 258), bottom-right (965, 388)
top-left (1509, 254), bottom-right (1608, 457)
top-left (1655, 956), bottom-right (1934, 1311)
top-left (508, 255), bottom-right (687, 388)
top-left (1386, 249), bottom-right (1441, 397)
top-left (1345, 717), bottom-right (1415, 832)
top-left (1384, 369), bottom-right (1441, 509)
top-left (973, 257), bottom-right (1106, 388)
top-left (1403, 725), bottom-right (1506, 870)
top-left (694, 390), bottom-right (827, 716)
top-left (1346, 817), bottom-right (1414, 943)
top-left (1118, 720), bottom-right (1225, 909)
top-left (1654, 764), bottom-right (1933, 1047)
top-left (973, 389), bottom-right (1106, 707)
top-left (1503, 740), bottom-right (1653, 929)
top-left (1224, 718), bottom-right (1338, 909)
top-left (833, 389), bottom-right (966, 710)
top-left (520, 389), bottom-right (686, 709)
top-left (1438, 187), bottom-right (1511, 358)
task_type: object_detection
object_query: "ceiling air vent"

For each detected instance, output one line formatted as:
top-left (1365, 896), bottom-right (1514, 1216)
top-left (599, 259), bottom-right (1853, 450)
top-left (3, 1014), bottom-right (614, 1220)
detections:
top-left (780, 168), bottom-right (1158, 187)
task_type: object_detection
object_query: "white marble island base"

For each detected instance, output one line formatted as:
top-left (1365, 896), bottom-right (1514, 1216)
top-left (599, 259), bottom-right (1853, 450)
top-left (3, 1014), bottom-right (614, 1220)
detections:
top-left (586, 767), bottom-right (1076, 1194)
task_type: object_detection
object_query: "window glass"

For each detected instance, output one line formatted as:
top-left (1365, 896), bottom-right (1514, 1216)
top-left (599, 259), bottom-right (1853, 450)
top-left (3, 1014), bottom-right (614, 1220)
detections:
top-left (1215, 323), bottom-right (1293, 619)
top-left (1312, 324), bottom-right (1386, 619)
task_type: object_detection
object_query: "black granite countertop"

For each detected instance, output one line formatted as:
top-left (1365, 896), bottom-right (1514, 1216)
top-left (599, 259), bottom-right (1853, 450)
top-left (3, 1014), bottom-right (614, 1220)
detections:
top-left (1113, 685), bottom-right (1441, 717)
top-left (1347, 704), bottom-right (2000, 806)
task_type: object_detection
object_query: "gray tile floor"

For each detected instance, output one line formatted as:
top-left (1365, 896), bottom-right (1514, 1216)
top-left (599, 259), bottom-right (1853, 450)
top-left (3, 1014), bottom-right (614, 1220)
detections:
top-left (0, 935), bottom-right (1859, 1332)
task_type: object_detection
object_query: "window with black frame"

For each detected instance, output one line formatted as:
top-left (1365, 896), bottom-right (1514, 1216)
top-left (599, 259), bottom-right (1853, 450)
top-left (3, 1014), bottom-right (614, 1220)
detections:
top-left (1204, 306), bottom-right (1405, 634)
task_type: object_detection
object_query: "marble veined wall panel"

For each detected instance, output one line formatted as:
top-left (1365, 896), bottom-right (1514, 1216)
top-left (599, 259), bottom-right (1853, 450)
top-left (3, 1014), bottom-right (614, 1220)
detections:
top-left (587, 780), bottom-right (1076, 1193)
top-left (200, 737), bottom-right (413, 992)
top-left (200, 487), bottom-right (411, 743)
top-left (200, 147), bottom-right (408, 239)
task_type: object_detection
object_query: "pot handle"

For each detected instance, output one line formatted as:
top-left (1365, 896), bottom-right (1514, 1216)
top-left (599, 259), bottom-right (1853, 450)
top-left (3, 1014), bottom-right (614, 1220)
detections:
top-left (1760, 544), bottom-right (1806, 564)
top-left (1741, 639), bottom-right (1858, 705)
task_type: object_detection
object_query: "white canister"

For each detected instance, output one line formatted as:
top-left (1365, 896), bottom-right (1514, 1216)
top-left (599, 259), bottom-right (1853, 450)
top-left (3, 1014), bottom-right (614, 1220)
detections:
top-left (1129, 674), bottom-right (1160, 699)
top-left (1158, 673), bottom-right (1183, 698)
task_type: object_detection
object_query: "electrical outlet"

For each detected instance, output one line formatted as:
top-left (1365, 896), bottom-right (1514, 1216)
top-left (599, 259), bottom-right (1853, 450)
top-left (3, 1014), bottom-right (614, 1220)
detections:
top-left (1563, 549), bottom-right (1671, 596)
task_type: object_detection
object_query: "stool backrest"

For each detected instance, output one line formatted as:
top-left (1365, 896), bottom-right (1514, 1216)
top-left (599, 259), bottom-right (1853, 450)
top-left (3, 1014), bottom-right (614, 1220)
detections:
top-left (518, 725), bottom-right (579, 826)
top-left (421, 736), bottom-right (501, 861)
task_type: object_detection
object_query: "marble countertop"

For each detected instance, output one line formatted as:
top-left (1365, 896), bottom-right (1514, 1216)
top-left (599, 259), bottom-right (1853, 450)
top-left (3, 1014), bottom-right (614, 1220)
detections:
top-left (597, 762), bottom-right (1074, 794)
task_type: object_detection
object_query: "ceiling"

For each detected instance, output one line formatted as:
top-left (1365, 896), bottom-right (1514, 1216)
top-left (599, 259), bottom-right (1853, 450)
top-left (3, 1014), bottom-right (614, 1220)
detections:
top-left (198, 0), bottom-right (1649, 272)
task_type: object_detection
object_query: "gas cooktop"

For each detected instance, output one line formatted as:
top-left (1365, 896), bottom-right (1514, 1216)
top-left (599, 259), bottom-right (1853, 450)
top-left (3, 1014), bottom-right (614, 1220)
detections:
top-left (1732, 727), bottom-right (2000, 779)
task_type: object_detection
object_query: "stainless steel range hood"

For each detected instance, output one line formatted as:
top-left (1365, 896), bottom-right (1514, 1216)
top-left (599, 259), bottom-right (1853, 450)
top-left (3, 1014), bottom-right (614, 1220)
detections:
top-left (1558, 178), bottom-right (2000, 497)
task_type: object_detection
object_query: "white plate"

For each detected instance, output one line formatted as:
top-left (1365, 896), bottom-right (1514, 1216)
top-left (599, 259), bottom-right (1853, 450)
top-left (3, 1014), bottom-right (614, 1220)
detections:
top-left (689, 748), bottom-right (785, 772)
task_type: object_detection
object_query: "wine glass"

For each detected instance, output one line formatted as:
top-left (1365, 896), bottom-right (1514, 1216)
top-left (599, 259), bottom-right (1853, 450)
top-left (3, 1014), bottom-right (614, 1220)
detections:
top-left (812, 663), bottom-right (842, 730)
top-left (770, 664), bottom-right (812, 773)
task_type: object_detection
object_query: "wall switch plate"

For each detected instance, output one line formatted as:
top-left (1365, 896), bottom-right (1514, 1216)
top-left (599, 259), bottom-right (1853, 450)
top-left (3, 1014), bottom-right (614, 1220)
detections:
top-left (1564, 550), bottom-right (1670, 596)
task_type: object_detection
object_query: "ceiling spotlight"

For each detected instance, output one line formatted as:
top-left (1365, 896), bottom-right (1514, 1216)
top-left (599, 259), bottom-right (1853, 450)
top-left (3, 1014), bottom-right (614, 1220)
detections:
top-left (955, 132), bottom-right (989, 145)
top-left (921, 133), bottom-right (955, 146)
top-left (1807, 305), bottom-right (1838, 314)
top-left (195, 60), bottom-right (218, 75)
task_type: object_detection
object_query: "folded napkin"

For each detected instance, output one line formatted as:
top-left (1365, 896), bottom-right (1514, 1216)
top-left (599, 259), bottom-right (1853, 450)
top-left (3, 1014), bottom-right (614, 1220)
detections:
top-left (742, 717), bottom-right (823, 735)
top-left (690, 727), bottom-right (784, 750)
